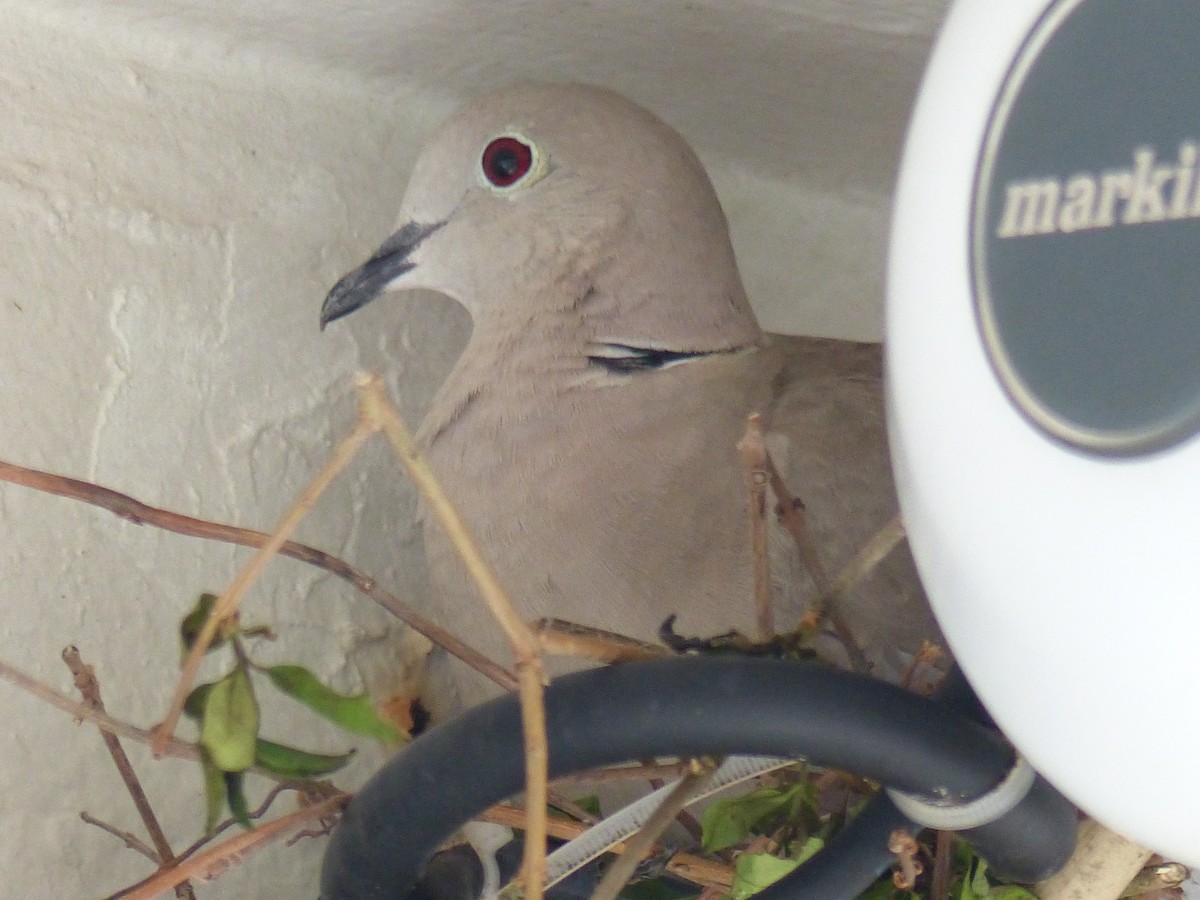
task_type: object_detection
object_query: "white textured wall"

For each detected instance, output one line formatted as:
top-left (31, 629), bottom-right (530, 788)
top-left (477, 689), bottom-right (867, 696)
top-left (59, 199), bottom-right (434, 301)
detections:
top-left (0, 6), bottom-right (464, 896)
top-left (0, 3), bottom-right (895, 897)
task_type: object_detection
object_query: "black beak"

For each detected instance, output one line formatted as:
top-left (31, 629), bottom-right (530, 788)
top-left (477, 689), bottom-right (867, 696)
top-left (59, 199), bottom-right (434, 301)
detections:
top-left (319, 221), bottom-right (443, 329)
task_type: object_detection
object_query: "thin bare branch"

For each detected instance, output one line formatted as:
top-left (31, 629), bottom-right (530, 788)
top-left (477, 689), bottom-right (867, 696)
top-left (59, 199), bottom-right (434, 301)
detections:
top-left (478, 804), bottom-right (733, 891)
top-left (931, 829), bottom-right (954, 900)
top-left (0, 656), bottom-right (305, 783)
top-left (736, 414), bottom-right (775, 640)
top-left (826, 514), bottom-right (907, 605)
top-left (536, 619), bottom-right (668, 664)
top-left (1122, 861), bottom-right (1189, 896)
top-left (763, 451), bottom-right (832, 599)
top-left (80, 812), bottom-right (160, 863)
top-left (590, 760), bottom-right (719, 900)
top-left (357, 373), bottom-right (549, 900)
top-left (119, 794), bottom-right (348, 900)
top-left (731, 418), bottom-right (878, 672)
top-left (156, 419), bottom-right (378, 756)
top-left (750, 437), bottom-right (872, 673)
top-left (359, 375), bottom-right (539, 660)
top-left (168, 783), bottom-right (313, 868)
top-left (0, 657), bottom-right (195, 760)
top-left (0, 458), bottom-right (515, 692)
top-left (64, 647), bottom-right (195, 899)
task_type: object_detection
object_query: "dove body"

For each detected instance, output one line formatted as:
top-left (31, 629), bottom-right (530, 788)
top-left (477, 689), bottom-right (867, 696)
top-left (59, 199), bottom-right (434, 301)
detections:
top-left (322, 84), bottom-right (937, 713)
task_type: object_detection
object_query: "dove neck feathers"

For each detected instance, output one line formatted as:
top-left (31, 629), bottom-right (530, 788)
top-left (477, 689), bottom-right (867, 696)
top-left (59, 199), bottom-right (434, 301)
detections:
top-left (417, 279), bottom-right (767, 451)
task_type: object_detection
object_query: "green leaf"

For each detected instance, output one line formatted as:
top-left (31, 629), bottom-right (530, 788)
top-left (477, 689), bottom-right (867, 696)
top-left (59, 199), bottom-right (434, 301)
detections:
top-left (985, 888), bottom-right (1038, 900)
top-left (200, 668), bottom-right (260, 772)
top-left (225, 770), bottom-right (252, 829)
top-left (254, 738), bottom-right (355, 779)
top-left (184, 681), bottom-right (216, 720)
top-left (562, 794), bottom-right (601, 818)
top-left (263, 664), bottom-right (401, 741)
top-left (200, 750), bottom-right (225, 835)
top-left (971, 858), bottom-right (992, 896)
top-left (730, 853), bottom-right (800, 900)
top-left (701, 784), bottom-right (805, 852)
top-left (180, 593), bottom-right (228, 657)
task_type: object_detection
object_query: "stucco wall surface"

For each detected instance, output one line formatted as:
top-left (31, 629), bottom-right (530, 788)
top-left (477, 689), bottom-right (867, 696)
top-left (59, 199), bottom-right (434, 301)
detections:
top-left (0, 6), bottom-right (464, 895)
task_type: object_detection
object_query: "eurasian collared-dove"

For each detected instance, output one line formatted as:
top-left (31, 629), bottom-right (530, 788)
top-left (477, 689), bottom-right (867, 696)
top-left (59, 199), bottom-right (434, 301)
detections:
top-left (321, 83), bottom-right (939, 715)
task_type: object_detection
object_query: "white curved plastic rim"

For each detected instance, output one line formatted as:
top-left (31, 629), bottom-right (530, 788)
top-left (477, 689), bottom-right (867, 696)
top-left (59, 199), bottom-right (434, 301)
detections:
top-left (886, 0), bottom-right (1200, 867)
top-left (887, 756), bottom-right (1036, 833)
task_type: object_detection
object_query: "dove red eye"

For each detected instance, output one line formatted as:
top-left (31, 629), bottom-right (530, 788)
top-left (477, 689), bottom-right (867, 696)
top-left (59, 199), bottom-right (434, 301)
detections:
top-left (481, 136), bottom-right (535, 188)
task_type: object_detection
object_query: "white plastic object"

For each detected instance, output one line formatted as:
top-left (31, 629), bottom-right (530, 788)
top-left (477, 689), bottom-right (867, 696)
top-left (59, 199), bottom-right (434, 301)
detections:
top-left (887, 0), bottom-right (1200, 866)
top-left (461, 821), bottom-right (512, 899)
top-left (540, 756), bottom-right (793, 890)
top-left (887, 756), bottom-right (1035, 833)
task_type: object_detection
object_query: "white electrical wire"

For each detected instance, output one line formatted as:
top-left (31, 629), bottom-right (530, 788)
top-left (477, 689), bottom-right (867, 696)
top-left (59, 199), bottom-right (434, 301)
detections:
top-left (539, 755), bottom-right (796, 890)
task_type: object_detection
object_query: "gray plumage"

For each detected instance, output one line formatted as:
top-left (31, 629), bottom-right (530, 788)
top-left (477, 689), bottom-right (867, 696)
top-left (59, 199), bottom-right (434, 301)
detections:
top-left (322, 83), bottom-right (939, 714)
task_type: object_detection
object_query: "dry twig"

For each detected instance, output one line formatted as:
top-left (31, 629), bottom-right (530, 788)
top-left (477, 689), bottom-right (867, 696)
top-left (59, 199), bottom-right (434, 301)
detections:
top-left (0, 657), bottom-right (196, 760)
top-left (161, 782), bottom-right (324, 878)
top-left (590, 759), bottom-right (720, 900)
top-left (809, 514), bottom-right (908, 674)
top-left (536, 619), bottom-right (668, 664)
top-left (476, 804), bottom-right (734, 891)
top-left (155, 421), bottom-right (378, 756)
top-left (735, 415), bottom-right (881, 673)
top-left (358, 373), bottom-right (550, 899)
top-left (0, 460), bottom-right (514, 691)
top-left (930, 829), bottom-right (955, 900)
top-left (80, 812), bottom-right (160, 864)
top-left (889, 828), bottom-right (924, 890)
top-left (736, 414), bottom-right (775, 640)
top-left (119, 794), bottom-right (348, 900)
top-left (63, 646), bottom-right (195, 899)
top-left (1122, 860), bottom-right (1189, 897)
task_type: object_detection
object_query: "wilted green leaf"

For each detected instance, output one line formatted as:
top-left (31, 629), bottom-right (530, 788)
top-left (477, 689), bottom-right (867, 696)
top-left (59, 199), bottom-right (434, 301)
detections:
top-left (701, 784), bottom-right (807, 852)
top-left (254, 738), bottom-right (355, 779)
top-left (263, 664), bottom-right (400, 741)
top-left (200, 668), bottom-right (259, 772)
top-left (180, 593), bottom-right (228, 657)
top-left (225, 771), bottom-right (252, 829)
top-left (200, 750), bottom-right (225, 835)
top-left (730, 853), bottom-right (800, 900)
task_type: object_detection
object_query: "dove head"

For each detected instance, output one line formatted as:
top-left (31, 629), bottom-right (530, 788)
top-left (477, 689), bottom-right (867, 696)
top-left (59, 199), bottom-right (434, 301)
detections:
top-left (321, 83), bottom-right (761, 352)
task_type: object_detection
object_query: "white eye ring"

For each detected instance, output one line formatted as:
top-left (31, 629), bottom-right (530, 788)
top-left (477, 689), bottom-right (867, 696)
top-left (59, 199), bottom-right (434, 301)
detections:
top-left (478, 132), bottom-right (548, 193)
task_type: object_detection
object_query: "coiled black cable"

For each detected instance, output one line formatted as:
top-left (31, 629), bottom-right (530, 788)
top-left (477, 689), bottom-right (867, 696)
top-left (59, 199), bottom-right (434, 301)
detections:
top-left (321, 657), bottom-right (1076, 899)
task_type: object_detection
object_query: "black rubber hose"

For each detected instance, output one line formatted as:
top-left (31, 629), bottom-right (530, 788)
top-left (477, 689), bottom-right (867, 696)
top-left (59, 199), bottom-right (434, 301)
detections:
top-left (754, 789), bottom-right (916, 900)
top-left (321, 657), bottom-right (1075, 899)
